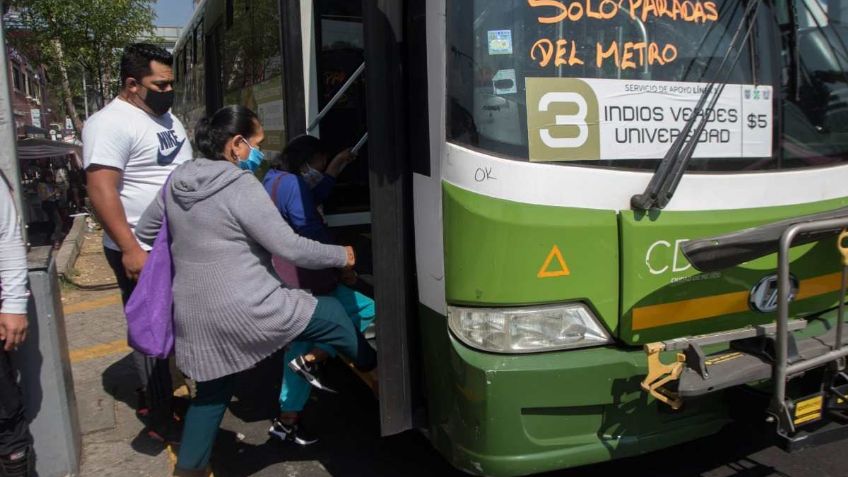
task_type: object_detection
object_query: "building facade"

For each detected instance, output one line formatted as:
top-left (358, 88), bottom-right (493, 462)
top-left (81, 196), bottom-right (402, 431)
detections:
top-left (8, 46), bottom-right (54, 139)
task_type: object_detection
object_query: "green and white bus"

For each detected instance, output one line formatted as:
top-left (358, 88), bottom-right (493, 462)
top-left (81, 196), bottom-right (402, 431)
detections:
top-left (174, 1), bottom-right (848, 475)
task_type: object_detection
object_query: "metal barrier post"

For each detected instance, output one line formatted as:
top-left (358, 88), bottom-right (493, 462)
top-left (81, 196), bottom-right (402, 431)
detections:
top-left (11, 247), bottom-right (81, 477)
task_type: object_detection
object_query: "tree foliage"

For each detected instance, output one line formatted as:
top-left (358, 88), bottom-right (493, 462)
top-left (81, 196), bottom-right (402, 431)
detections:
top-left (8, 0), bottom-right (157, 130)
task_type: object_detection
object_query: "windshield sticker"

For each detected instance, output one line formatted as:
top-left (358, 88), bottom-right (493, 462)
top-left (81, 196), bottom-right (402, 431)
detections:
top-left (493, 69), bottom-right (518, 95)
top-left (525, 77), bottom-right (772, 162)
top-left (487, 30), bottom-right (513, 55)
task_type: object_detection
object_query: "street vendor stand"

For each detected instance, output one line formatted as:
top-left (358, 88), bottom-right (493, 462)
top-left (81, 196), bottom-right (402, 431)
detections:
top-left (16, 137), bottom-right (83, 228)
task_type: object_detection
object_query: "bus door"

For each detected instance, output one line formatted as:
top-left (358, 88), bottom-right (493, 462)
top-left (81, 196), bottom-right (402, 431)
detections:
top-left (310, 0), bottom-right (371, 250)
top-left (293, 0), bottom-right (421, 436)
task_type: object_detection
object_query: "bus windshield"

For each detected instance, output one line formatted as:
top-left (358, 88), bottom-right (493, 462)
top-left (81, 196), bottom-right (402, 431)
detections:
top-left (446, 0), bottom-right (848, 172)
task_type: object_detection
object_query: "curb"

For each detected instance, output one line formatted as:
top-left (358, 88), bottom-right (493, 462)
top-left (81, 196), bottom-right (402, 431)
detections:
top-left (56, 215), bottom-right (86, 278)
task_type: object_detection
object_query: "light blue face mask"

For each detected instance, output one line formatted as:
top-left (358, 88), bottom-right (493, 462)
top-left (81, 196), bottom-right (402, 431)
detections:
top-left (238, 142), bottom-right (265, 172)
top-left (301, 165), bottom-right (324, 188)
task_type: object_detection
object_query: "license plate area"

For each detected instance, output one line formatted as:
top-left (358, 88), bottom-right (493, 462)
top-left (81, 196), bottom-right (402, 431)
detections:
top-left (792, 393), bottom-right (824, 427)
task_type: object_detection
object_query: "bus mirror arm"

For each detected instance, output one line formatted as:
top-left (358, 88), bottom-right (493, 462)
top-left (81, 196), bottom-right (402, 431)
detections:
top-left (680, 206), bottom-right (848, 273)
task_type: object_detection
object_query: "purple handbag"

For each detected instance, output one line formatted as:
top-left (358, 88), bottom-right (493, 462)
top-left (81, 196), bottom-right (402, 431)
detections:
top-left (125, 184), bottom-right (174, 359)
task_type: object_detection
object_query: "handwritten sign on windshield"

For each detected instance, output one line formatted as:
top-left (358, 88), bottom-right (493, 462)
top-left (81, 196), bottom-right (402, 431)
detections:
top-left (527, 0), bottom-right (720, 70)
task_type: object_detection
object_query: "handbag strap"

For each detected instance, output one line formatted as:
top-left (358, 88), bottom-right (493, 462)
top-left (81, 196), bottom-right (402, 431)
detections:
top-left (270, 171), bottom-right (290, 220)
top-left (161, 174), bottom-right (173, 221)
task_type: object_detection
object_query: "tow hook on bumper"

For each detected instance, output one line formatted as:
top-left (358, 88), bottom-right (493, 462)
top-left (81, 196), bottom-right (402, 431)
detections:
top-left (641, 342), bottom-right (685, 410)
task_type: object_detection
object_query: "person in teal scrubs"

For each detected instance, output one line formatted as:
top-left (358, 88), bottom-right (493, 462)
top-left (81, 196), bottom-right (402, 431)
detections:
top-left (263, 135), bottom-right (376, 446)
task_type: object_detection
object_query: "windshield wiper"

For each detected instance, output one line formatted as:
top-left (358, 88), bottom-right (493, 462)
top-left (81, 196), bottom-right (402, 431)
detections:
top-left (631, 0), bottom-right (763, 212)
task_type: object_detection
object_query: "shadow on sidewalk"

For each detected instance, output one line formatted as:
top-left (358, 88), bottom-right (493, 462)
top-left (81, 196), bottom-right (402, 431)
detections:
top-left (100, 353), bottom-right (167, 457)
top-left (207, 359), bottom-right (459, 477)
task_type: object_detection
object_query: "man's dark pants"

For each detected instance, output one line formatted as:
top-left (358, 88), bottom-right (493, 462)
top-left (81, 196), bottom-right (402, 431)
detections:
top-left (103, 247), bottom-right (172, 425)
top-left (0, 344), bottom-right (32, 458)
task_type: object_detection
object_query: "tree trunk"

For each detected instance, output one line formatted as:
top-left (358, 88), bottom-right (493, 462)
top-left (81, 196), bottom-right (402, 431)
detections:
top-left (96, 59), bottom-right (105, 109)
top-left (100, 55), bottom-right (113, 102)
top-left (51, 39), bottom-right (84, 134)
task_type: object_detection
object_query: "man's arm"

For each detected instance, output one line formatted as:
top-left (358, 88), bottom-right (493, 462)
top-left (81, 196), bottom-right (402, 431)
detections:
top-left (86, 165), bottom-right (147, 280)
top-left (0, 177), bottom-right (29, 351)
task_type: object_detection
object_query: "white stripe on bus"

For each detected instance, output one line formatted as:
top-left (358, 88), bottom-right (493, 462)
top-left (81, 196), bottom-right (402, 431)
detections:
top-left (443, 143), bottom-right (848, 212)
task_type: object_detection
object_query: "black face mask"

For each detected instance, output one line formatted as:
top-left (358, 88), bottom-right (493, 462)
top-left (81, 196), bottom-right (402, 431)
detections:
top-left (142, 87), bottom-right (175, 116)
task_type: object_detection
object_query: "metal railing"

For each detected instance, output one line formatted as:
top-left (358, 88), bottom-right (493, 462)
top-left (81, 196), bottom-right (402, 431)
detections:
top-left (772, 218), bottom-right (848, 433)
top-left (307, 62), bottom-right (365, 133)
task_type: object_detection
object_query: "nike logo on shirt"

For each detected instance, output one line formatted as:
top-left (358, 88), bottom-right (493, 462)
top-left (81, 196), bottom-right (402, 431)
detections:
top-left (156, 129), bottom-right (187, 166)
top-left (158, 138), bottom-right (186, 166)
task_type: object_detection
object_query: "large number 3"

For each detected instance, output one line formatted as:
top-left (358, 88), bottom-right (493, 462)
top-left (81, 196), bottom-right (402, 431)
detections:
top-left (538, 92), bottom-right (588, 148)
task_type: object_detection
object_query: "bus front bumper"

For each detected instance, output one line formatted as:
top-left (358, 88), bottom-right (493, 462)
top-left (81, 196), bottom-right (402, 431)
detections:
top-left (419, 309), bottom-right (730, 477)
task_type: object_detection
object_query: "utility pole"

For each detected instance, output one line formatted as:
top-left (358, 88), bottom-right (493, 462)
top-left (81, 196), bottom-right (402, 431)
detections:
top-left (0, 8), bottom-right (26, 242)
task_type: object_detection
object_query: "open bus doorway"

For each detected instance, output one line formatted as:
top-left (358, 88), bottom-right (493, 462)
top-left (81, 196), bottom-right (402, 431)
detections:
top-left (171, 0), bottom-right (418, 446)
top-left (305, 0), bottom-right (375, 330)
top-left (297, 0), bottom-right (420, 436)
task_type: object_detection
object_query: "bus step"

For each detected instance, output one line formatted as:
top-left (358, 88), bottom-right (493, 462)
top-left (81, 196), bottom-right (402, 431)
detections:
top-left (364, 322), bottom-right (376, 341)
top-left (345, 360), bottom-right (379, 398)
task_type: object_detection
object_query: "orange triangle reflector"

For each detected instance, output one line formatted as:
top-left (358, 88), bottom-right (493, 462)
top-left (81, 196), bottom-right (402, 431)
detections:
top-left (537, 245), bottom-right (570, 278)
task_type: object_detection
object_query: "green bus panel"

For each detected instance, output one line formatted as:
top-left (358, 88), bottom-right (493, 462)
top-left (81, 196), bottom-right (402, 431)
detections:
top-left (619, 197), bottom-right (848, 344)
top-left (442, 182), bottom-right (620, 333)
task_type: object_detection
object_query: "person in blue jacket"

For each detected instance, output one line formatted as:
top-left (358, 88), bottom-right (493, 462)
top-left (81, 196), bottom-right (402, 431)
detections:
top-left (262, 135), bottom-right (376, 446)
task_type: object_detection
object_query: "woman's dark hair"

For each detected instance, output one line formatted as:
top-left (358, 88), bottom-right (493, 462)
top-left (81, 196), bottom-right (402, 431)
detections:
top-left (270, 134), bottom-right (329, 173)
top-left (120, 43), bottom-right (173, 87)
top-left (194, 106), bottom-right (260, 161)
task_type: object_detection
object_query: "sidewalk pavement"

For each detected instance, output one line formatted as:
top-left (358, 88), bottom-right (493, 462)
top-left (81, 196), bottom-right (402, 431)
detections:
top-left (62, 230), bottom-right (171, 477)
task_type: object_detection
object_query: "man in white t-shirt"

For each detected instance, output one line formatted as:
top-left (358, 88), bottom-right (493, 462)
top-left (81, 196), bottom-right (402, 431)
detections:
top-left (83, 43), bottom-right (192, 443)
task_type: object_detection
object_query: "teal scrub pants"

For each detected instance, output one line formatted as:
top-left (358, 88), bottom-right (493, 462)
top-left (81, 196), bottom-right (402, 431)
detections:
top-left (176, 295), bottom-right (376, 471)
top-left (279, 284), bottom-right (376, 413)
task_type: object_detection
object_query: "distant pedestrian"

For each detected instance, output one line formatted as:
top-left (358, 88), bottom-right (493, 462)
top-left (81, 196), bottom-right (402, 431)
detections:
top-left (53, 164), bottom-right (71, 217)
top-left (135, 106), bottom-right (376, 475)
top-left (83, 43), bottom-right (193, 443)
top-left (0, 174), bottom-right (34, 477)
top-left (36, 170), bottom-right (64, 248)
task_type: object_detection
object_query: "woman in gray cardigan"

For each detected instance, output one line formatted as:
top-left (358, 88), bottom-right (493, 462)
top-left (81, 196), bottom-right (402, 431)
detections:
top-left (135, 105), bottom-right (376, 476)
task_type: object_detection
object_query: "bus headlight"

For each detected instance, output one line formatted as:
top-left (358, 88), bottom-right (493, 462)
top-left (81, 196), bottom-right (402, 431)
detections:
top-left (447, 303), bottom-right (612, 353)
